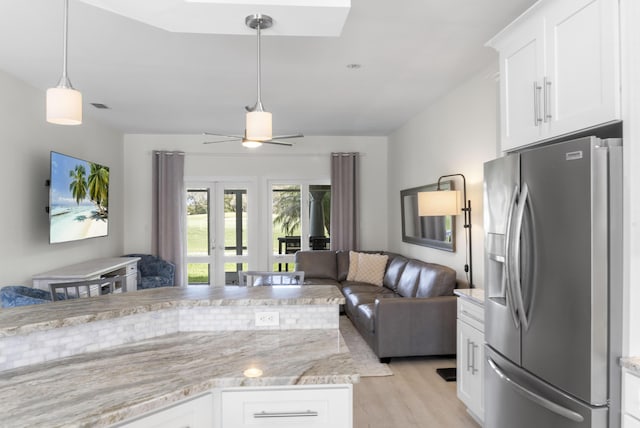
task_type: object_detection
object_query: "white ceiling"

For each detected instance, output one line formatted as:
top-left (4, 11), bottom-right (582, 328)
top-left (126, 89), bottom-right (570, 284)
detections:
top-left (0, 0), bottom-right (536, 137)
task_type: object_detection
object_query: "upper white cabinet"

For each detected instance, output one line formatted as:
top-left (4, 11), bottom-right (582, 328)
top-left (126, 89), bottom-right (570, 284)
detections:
top-left (488, 0), bottom-right (620, 152)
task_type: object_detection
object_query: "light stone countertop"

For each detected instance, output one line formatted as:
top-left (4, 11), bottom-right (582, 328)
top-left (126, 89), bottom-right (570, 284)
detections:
top-left (0, 285), bottom-right (345, 337)
top-left (0, 328), bottom-right (358, 427)
top-left (620, 356), bottom-right (640, 375)
top-left (454, 288), bottom-right (485, 305)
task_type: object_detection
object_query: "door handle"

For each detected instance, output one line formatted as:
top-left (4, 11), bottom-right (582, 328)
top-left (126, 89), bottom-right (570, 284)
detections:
top-left (254, 410), bottom-right (319, 418)
top-left (510, 183), bottom-right (530, 330)
top-left (533, 81), bottom-right (543, 126)
top-left (488, 358), bottom-right (584, 423)
top-left (543, 77), bottom-right (552, 122)
top-left (504, 185), bottom-right (520, 329)
top-left (471, 342), bottom-right (478, 375)
top-left (467, 339), bottom-right (473, 372)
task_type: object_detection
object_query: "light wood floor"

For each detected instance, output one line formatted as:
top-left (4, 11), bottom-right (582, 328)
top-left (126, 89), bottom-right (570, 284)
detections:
top-left (353, 357), bottom-right (481, 428)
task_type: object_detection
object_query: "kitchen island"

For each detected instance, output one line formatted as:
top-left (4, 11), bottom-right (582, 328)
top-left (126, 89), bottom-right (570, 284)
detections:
top-left (0, 285), bottom-right (357, 427)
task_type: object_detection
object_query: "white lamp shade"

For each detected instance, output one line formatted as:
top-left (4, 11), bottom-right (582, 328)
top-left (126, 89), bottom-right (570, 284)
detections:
top-left (418, 190), bottom-right (461, 216)
top-left (245, 111), bottom-right (272, 141)
top-left (46, 87), bottom-right (82, 125)
top-left (242, 140), bottom-right (263, 149)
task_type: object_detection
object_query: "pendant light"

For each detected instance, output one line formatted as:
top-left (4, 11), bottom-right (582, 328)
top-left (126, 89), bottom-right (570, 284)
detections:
top-left (46, 0), bottom-right (82, 125)
top-left (245, 14), bottom-right (272, 141)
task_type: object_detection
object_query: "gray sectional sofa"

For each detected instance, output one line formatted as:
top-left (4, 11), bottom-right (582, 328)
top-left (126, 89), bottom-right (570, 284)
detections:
top-left (294, 250), bottom-right (462, 362)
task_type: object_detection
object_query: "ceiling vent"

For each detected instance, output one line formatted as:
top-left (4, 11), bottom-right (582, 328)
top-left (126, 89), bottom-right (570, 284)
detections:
top-left (90, 103), bottom-right (110, 109)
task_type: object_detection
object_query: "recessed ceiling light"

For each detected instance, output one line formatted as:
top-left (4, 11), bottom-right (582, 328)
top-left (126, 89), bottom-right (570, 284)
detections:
top-left (346, 63), bottom-right (362, 70)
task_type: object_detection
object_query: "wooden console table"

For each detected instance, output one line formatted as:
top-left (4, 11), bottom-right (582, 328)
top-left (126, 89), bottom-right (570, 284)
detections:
top-left (32, 257), bottom-right (140, 293)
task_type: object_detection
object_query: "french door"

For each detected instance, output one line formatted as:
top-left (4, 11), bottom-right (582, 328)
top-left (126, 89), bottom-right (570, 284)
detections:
top-left (186, 181), bottom-right (256, 286)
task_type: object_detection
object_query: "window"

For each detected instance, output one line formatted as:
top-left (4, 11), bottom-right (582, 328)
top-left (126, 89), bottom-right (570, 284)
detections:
top-left (269, 182), bottom-right (331, 271)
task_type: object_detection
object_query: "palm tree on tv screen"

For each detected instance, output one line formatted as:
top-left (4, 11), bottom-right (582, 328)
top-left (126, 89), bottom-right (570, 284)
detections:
top-left (88, 163), bottom-right (109, 217)
top-left (69, 164), bottom-right (87, 204)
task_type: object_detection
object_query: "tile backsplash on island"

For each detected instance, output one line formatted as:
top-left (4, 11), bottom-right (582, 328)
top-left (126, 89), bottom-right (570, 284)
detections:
top-left (0, 286), bottom-right (344, 372)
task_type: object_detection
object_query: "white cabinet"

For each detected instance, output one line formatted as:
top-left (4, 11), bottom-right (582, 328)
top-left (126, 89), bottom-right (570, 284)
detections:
top-left (488, 0), bottom-right (620, 152)
top-left (115, 385), bottom-right (352, 428)
top-left (623, 369), bottom-right (640, 427)
top-left (33, 257), bottom-right (139, 293)
top-left (218, 385), bottom-right (352, 428)
top-left (457, 296), bottom-right (484, 423)
top-left (116, 394), bottom-right (213, 428)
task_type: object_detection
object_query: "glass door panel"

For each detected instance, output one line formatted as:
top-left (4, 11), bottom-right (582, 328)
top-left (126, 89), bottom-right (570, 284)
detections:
top-left (268, 182), bottom-right (331, 272)
top-left (271, 184), bottom-right (301, 272)
top-left (308, 184), bottom-right (331, 250)
top-left (222, 188), bottom-right (249, 285)
top-left (186, 189), bottom-right (211, 285)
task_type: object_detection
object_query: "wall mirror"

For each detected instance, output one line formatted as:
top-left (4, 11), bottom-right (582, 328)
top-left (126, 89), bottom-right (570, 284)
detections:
top-left (400, 181), bottom-right (455, 251)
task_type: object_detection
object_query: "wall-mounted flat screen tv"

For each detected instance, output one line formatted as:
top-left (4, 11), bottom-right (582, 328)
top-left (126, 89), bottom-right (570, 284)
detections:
top-left (49, 151), bottom-right (109, 244)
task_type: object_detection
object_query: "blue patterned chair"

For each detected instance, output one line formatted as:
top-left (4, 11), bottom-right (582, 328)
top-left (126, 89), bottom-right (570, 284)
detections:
top-left (1, 285), bottom-right (52, 308)
top-left (124, 254), bottom-right (175, 290)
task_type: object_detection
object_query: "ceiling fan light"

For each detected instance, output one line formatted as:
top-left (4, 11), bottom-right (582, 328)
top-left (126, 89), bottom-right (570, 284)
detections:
top-left (242, 140), bottom-right (263, 149)
top-left (46, 86), bottom-right (82, 125)
top-left (246, 111), bottom-right (272, 141)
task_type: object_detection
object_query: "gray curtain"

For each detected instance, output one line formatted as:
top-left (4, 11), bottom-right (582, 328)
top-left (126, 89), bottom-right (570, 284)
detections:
top-left (330, 152), bottom-right (359, 251)
top-left (152, 151), bottom-right (186, 286)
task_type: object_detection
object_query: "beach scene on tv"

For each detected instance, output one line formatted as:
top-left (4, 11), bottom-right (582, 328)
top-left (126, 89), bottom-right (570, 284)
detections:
top-left (49, 152), bottom-right (109, 244)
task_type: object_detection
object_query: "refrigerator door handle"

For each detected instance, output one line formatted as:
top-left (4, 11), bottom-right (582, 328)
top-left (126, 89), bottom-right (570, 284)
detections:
top-left (510, 183), bottom-right (530, 330)
top-left (504, 185), bottom-right (520, 328)
top-left (487, 358), bottom-right (585, 423)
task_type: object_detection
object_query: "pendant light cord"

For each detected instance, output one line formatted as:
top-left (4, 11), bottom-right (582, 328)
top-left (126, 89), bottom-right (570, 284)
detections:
top-left (255, 19), bottom-right (263, 112)
top-left (57, 0), bottom-right (73, 89)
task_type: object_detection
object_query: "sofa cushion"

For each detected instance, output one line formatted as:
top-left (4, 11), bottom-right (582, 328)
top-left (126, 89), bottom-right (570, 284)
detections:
top-left (348, 252), bottom-right (388, 286)
top-left (342, 282), bottom-right (396, 297)
top-left (396, 260), bottom-right (422, 297)
top-left (383, 255), bottom-right (409, 291)
top-left (336, 250), bottom-right (350, 281)
top-left (345, 289), bottom-right (375, 316)
top-left (294, 250), bottom-right (337, 280)
top-left (415, 263), bottom-right (457, 298)
top-left (346, 251), bottom-right (360, 281)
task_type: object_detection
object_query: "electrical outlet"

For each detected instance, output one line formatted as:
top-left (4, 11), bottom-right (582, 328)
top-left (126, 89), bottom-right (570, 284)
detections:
top-left (255, 311), bottom-right (280, 327)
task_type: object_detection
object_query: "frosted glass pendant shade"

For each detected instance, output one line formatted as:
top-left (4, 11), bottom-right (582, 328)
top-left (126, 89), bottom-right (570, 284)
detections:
top-left (242, 140), bottom-right (263, 148)
top-left (246, 111), bottom-right (272, 141)
top-left (418, 190), bottom-right (461, 216)
top-left (46, 86), bottom-right (82, 125)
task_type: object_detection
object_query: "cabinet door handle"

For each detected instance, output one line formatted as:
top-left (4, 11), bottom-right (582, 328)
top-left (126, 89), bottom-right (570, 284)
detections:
top-left (533, 81), bottom-right (543, 126)
top-left (543, 77), bottom-right (552, 122)
top-left (254, 410), bottom-right (319, 418)
top-left (471, 342), bottom-right (479, 375)
top-left (467, 339), bottom-right (473, 372)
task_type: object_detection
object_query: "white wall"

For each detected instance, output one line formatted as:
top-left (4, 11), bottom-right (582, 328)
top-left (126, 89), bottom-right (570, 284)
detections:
top-left (0, 70), bottom-right (125, 286)
top-left (621, 0), bottom-right (640, 356)
top-left (122, 134), bottom-right (389, 265)
top-left (387, 65), bottom-right (499, 287)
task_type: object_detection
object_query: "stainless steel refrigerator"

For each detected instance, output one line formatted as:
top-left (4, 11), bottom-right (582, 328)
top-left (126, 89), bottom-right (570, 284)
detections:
top-left (483, 136), bottom-right (623, 428)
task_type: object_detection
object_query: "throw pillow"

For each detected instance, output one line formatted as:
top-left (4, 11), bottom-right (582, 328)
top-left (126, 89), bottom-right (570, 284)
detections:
top-left (353, 253), bottom-right (388, 286)
top-left (346, 251), bottom-right (360, 281)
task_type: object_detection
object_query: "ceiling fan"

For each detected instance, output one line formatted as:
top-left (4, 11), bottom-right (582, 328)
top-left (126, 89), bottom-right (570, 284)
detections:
top-left (204, 14), bottom-right (303, 148)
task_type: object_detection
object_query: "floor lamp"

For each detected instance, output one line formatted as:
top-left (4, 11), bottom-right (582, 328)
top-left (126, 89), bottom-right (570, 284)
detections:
top-left (418, 173), bottom-right (473, 288)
